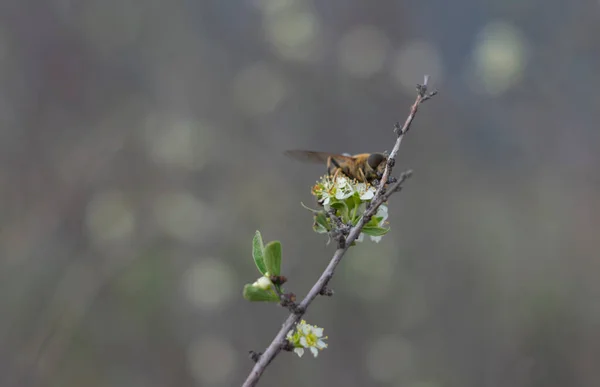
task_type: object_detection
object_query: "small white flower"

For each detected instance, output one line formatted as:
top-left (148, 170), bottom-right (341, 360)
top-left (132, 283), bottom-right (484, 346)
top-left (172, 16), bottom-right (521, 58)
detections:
top-left (286, 320), bottom-right (328, 358)
top-left (320, 191), bottom-right (332, 206)
top-left (311, 176), bottom-right (336, 206)
top-left (355, 183), bottom-right (375, 201)
top-left (334, 176), bottom-right (354, 200)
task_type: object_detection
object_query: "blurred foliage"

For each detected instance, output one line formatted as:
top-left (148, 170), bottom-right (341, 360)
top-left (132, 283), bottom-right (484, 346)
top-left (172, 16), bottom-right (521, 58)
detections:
top-left (0, 0), bottom-right (599, 386)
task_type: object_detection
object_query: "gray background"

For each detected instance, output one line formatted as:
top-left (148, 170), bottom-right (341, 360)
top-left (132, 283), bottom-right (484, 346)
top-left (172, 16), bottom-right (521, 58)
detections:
top-left (1, 0), bottom-right (599, 386)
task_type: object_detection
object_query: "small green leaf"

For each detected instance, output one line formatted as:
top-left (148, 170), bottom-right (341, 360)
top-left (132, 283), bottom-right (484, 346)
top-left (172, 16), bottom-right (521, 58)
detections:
top-left (348, 192), bottom-right (362, 210)
top-left (330, 201), bottom-right (349, 221)
top-left (365, 215), bottom-right (383, 228)
top-left (314, 212), bottom-right (330, 232)
top-left (362, 226), bottom-right (390, 237)
top-left (313, 221), bottom-right (328, 234)
top-left (264, 241), bottom-right (282, 276)
top-left (252, 231), bottom-right (267, 275)
top-left (243, 284), bottom-right (279, 302)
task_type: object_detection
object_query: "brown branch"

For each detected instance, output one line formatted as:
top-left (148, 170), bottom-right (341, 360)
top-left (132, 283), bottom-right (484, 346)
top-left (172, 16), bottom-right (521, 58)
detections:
top-left (241, 76), bottom-right (437, 387)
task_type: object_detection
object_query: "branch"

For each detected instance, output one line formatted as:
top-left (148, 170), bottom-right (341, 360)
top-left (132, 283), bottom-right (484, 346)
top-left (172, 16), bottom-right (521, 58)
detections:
top-left (242, 77), bottom-right (437, 387)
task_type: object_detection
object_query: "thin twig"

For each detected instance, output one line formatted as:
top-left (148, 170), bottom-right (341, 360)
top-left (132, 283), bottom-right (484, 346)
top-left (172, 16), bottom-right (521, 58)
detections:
top-left (242, 76), bottom-right (436, 387)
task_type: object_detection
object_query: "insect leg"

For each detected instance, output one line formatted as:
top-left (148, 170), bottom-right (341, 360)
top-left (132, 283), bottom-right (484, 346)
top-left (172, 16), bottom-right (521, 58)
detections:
top-left (332, 168), bottom-right (342, 181)
top-left (357, 168), bottom-right (366, 183)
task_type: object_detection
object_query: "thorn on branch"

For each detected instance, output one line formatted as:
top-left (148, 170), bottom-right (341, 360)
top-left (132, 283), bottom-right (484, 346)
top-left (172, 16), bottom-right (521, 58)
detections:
top-left (422, 89), bottom-right (438, 102)
top-left (400, 169), bottom-right (413, 180)
top-left (319, 286), bottom-right (334, 297)
top-left (330, 227), bottom-right (349, 248)
top-left (279, 292), bottom-right (296, 307)
top-left (292, 304), bottom-right (305, 314)
top-left (326, 209), bottom-right (351, 248)
top-left (333, 233), bottom-right (346, 249)
top-left (416, 75), bottom-right (438, 102)
top-left (249, 350), bottom-right (262, 363)
top-left (279, 292), bottom-right (304, 314)
top-left (382, 169), bottom-right (414, 200)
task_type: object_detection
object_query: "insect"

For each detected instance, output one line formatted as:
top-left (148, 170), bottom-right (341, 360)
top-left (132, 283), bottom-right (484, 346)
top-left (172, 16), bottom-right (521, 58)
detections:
top-left (284, 150), bottom-right (387, 184)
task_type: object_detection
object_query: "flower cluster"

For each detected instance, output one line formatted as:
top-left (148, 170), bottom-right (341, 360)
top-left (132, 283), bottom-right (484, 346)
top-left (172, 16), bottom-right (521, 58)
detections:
top-left (308, 175), bottom-right (389, 243)
top-left (286, 320), bottom-right (328, 357)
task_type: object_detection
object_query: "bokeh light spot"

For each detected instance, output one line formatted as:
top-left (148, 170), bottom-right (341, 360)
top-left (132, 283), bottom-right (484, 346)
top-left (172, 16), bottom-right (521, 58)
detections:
top-left (182, 258), bottom-right (235, 310)
top-left (338, 25), bottom-right (390, 78)
top-left (86, 191), bottom-right (135, 245)
top-left (468, 21), bottom-right (528, 95)
top-left (152, 192), bottom-right (209, 243)
top-left (143, 114), bottom-right (214, 171)
top-left (233, 62), bottom-right (288, 116)
top-left (264, 9), bottom-right (321, 62)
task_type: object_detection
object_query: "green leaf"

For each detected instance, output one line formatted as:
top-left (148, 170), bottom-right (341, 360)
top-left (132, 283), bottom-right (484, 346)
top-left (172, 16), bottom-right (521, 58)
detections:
top-left (330, 201), bottom-right (349, 221)
top-left (362, 226), bottom-right (390, 237)
top-left (347, 192), bottom-right (362, 210)
top-left (365, 215), bottom-right (383, 228)
top-left (313, 222), bottom-right (328, 234)
top-left (264, 241), bottom-right (282, 276)
top-left (314, 212), bottom-right (330, 233)
top-left (243, 284), bottom-right (279, 302)
top-left (331, 202), bottom-right (350, 223)
top-left (252, 231), bottom-right (267, 275)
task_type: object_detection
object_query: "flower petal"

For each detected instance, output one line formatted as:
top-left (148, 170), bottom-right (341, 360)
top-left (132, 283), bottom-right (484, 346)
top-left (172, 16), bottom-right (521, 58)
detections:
top-left (255, 276), bottom-right (272, 290)
top-left (310, 347), bottom-right (319, 357)
top-left (294, 348), bottom-right (304, 357)
top-left (370, 235), bottom-right (383, 243)
top-left (376, 205), bottom-right (388, 222)
top-left (360, 190), bottom-right (374, 200)
top-left (300, 337), bottom-right (308, 347)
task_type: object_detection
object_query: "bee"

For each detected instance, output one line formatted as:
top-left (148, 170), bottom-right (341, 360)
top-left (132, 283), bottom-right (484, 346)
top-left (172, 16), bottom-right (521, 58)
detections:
top-left (284, 150), bottom-right (387, 184)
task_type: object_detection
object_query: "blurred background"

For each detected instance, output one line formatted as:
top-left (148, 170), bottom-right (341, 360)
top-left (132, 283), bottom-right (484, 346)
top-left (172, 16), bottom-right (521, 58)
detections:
top-left (1, 0), bottom-right (599, 386)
